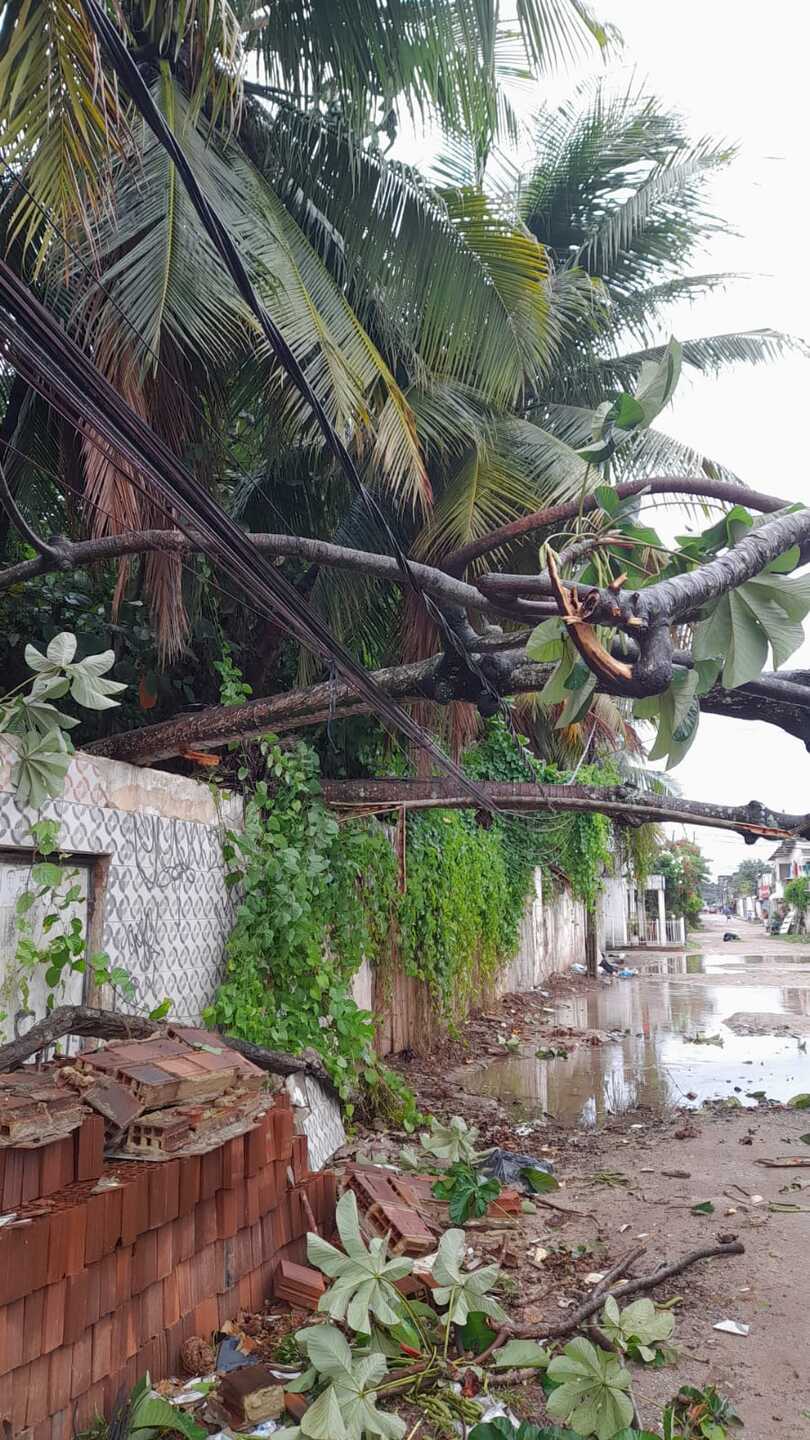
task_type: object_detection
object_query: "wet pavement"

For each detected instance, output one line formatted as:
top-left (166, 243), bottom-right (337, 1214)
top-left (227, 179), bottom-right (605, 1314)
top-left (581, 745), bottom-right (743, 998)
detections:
top-left (460, 915), bottom-right (810, 1127)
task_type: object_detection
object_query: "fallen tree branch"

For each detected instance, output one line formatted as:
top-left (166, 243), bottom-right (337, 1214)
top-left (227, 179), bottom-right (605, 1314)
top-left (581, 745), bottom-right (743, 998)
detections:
top-left (513, 1241), bottom-right (744, 1341)
top-left (85, 644), bottom-right (810, 763)
top-left (0, 1004), bottom-right (338, 1094)
top-left (444, 476), bottom-right (790, 574)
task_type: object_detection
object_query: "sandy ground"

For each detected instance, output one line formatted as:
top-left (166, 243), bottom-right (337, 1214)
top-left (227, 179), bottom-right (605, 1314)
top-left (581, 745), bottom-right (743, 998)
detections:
top-left (388, 922), bottom-right (810, 1438)
top-left (555, 1108), bottom-right (810, 1439)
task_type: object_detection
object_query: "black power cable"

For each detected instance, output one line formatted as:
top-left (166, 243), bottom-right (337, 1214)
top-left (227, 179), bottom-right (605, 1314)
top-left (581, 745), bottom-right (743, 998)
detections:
top-left (0, 258), bottom-right (496, 806)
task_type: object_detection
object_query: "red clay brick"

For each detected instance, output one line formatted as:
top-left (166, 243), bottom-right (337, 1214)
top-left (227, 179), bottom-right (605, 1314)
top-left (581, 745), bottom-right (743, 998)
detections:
top-left (176, 1259), bottom-right (194, 1317)
top-left (164, 1159), bottom-right (180, 1223)
top-left (245, 1174), bottom-right (261, 1227)
top-left (139, 1281), bottom-right (163, 1342)
top-left (63, 1269), bottom-right (89, 1345)
top-left (85, 1191), bottom-right (107, 1266)
top-left (42, 1279), bottom-right (67, 1354)
top-left (70, 1330), bottom-right (93, 1399)
top-left (62, 1203), bottom-right (88, 1277)
top-left (121, 1170), bottom-right (149, 1244)
top-left (0, 1298), bottom-right (23, 1376)
top-left (74, 1379), bottom-right (105, 1433)
top-left (76, 1114), bottom-right (105, 1182)
top-left (48, 1346), bottom-right (73, 1414)
top-left (1, 1150), bottom-right (23, 1211)
top-left (103, 1186), bottom-right (124, 1253)
top-left (86, 1260), bottom-right (101, 1328)
top-left (11, 1361), bottom-right (30, 1430)
top-left (291, 1134), bottom-right (309, 1182)
top-left (195, 1195), bottom-right (217, 1250)
top-left (51, 1409), bottom-right (71, 1440)
top-left (193, 1296), bottom-right (218, 1339)
top-left (20, 1147), bottom-right (40, 1203)
top-left (155, 1222), bottom-right (173, 1281)
top-left (163, 1271), bottom-right (180, 1328)
top-left (27, 1353), bottom-right (50, 1426)
top-left (91, 1315), bottom-right (112, 1384)
top-left (116, 1245), bottom-right (133, 1306)
top-left (221, 1136), bottom-right (244, 1189)
top-left (173, 1211), bottom-right (195, 1263)
top-left (245, 1124), bottom-right (265, 1177)
top-left (200, 1147), bottom-right (222, 1198)
top-left (22, 1285), bottom-right (44, 1363)
top-left (97, 1252), bottom-right (116, 1317)
top-left (216, 1187), bottom-right (238, 1239)
top-left (132, 1229), bottom-right (158, 1294)
top-left (217, 1287), bottom-right (239, 1327)
top-left (178, 1155), bottom-right (200, 1214)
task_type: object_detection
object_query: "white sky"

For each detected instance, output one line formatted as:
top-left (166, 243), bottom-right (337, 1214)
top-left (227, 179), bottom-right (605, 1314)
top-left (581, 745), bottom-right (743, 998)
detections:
top-left (401, 0), bottom-right (810, 879)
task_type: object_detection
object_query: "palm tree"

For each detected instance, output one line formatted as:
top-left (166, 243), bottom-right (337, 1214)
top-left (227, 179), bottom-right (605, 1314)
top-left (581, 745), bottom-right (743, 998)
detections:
top-left (0, 0), bottom-right (604, 655)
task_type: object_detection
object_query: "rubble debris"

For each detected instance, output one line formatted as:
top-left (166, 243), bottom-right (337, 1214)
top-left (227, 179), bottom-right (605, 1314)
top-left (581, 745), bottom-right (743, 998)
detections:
top-left (273, 1259), bottom-right (326, 1311)
top-left (181, 1335), bottom-right (216, 1375)
top-left (220, 1363), bottom-right (285, 1424)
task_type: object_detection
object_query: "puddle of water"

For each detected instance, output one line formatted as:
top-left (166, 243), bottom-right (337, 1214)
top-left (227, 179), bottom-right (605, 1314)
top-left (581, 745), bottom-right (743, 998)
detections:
top-left (461, 965), bottom-right (810, 1128)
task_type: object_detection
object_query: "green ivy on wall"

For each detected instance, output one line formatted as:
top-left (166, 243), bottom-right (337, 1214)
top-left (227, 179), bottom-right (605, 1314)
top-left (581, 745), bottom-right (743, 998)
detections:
top-left (206, 736), bottom-right (405, 1118)
top-left (208, 719), bottom-right (614, 1114)
top-left (398, 718), bottom-right (613, 1020)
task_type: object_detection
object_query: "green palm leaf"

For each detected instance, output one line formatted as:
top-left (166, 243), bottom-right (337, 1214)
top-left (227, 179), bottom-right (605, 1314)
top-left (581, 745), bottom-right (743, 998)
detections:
top-left (0, 0), bottom-right (127, 271)
top-left (77, 73), bottom-right (430, 506)
top-left (254, 109), bottom-right (558, 406)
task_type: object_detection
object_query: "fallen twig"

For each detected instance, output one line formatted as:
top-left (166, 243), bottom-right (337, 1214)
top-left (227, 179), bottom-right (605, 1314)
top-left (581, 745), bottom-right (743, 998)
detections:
top-left (513, 1241), bottom-right (744, 1340)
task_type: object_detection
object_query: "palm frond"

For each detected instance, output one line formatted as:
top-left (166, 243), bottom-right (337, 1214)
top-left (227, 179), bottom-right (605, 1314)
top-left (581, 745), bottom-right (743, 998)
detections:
top-left (245, 107), bottom-right (558, 406)
top-left (412, 414), bottom-right (588, 562)
top-left (0, 0), bottom-right (127, 272)
top-left (246, 0), bottom-right (605, 137)
top-left (76, 74), bottom-right (430, 507)
top-left (596, 329), bottom-right (810, 388)
top-left (607, 273), bottom-right (746, 345)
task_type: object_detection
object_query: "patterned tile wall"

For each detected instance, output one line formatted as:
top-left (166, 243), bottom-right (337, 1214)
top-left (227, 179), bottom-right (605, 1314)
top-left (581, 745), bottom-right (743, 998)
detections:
top-left (0, 747), bottom-right (242, 1021)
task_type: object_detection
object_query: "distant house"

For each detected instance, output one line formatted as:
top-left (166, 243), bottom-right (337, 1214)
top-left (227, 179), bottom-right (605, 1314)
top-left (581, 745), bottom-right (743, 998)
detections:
top-left (765, 838), bottom-right (810, 902)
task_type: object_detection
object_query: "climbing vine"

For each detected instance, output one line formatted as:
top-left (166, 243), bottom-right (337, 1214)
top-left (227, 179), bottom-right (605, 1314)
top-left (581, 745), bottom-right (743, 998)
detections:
top-left (206, 736), bottom-right (409, 1119)
top-left (398, 719), bottom-right (612, 1019)
top-left (209, 718), bottom-right (614, 1110)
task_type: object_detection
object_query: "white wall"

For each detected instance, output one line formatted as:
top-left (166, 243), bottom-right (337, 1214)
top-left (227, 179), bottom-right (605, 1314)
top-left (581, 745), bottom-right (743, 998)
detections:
top-left (0, 743), bottom-right (242, 1026)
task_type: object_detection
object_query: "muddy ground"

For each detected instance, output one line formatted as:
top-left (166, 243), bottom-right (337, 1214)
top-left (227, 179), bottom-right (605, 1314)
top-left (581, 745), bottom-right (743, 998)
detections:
top-left (381, 916), bottom-right (810, 1438)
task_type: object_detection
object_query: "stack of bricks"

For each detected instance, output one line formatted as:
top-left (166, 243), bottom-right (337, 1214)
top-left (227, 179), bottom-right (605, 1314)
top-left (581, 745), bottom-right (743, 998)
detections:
top-left (0, 1092), bottom-right (336, 1439)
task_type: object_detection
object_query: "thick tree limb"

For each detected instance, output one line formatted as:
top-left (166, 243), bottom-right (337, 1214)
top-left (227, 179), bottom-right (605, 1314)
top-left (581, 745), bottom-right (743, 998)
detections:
top-left (316, 778), bottom-right (810, 840)
top-left (88, 644), bottom-right (810, 764)
top-left (0, 527), bottom-right (497, 617)
top-left (0, 1004), bottom-right (337, 1093)
top-left (444, 476), bottom-right (789, 574)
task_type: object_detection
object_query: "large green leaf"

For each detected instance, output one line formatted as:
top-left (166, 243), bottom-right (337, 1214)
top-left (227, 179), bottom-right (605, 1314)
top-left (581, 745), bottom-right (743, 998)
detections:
top-left (430, 1228), bottom-right (508, 1326)
top-left (308, 1191), bottom-right (413, 1335)
top-left (546, 1337), bottom-right (634, 1440)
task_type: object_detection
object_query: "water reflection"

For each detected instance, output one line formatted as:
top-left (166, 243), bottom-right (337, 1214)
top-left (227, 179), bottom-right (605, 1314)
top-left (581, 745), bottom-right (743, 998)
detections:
top-left (461, 967), bottom-right (810, 1128)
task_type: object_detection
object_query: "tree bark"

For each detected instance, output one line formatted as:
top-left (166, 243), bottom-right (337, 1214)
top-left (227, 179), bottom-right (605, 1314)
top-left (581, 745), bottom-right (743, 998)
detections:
top-left (316, 778), bottom-right (810, 840)
top-left (87, 646), bottom-right (810, 764)
top-left (443, 475), bottom-right (790, 574)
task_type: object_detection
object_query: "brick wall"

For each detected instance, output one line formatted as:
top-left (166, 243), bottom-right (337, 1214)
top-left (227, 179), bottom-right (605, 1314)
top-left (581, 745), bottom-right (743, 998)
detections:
top-left (0, 1094), bottom-right (335, 1438)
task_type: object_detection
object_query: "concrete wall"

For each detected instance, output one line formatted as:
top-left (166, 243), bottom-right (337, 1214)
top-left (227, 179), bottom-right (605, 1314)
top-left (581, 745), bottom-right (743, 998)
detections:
top-left (0, 744), bottom-right (242, 1027)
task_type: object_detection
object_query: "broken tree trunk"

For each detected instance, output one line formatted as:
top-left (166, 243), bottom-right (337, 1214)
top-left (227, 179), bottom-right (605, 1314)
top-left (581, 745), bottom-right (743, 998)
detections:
top-left (0, 1005), bottom-right (337, 1095)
